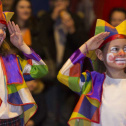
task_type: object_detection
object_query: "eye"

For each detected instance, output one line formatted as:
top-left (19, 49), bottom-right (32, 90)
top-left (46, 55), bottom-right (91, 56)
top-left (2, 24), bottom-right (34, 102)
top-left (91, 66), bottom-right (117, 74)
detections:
top-left (124, 47), bottom-right (126, 52)
top-left (110, 47), bottom-right (119, 53)
top-left (2, 27), bottom-right (6, 32)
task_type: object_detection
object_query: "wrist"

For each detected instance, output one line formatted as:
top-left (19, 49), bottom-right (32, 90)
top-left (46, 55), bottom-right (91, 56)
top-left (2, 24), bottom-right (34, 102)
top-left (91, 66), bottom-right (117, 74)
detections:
top-left (85, 43), bottom-right (89, 54)
top-left (19, 42), bottom-right (32, 54)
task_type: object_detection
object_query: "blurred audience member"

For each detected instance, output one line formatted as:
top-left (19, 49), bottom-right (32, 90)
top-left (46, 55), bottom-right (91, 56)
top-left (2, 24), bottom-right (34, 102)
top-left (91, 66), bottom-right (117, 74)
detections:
top-left (6, 0), bottom-right (39, 55)
top-left (12, 0), bottom-right (39, 46)
top-left (38, 0), bottom-right (87, 126)
top-left (39, 0), bottom-right (87, 70)
top-left (109, 8), bottom-right (126, 27)
top-left (77, 0), bottom-right (96, 32)
top-left (26, 80), bottom-right (46, 126)
top-left (2, 0), bottom-right (15, 11)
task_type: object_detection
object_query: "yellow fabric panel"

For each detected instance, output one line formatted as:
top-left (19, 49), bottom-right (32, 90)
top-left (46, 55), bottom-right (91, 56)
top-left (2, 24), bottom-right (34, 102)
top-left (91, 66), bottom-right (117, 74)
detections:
top-left (4, 12), bottom-right (14, 23)
top-left (15, 81), bottom-right (27, 91)
top-left (116, 20), bottom-right (126, 35)
top-left (86, 96), bottom-right (100, 107)
top-left (24, 106), bottom-right (36, 124)
top-left (86, 51), bottom-right (97, 61)
top-left (57, 71), bottom-right (69, 87)
top-left (96, 19), bottom-right (105, 27)
top-left (17, 55), bottom-right (28, 70)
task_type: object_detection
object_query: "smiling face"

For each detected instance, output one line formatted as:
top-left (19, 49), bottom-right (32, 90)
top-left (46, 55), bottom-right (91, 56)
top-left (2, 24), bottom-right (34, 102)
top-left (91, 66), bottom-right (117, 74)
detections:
top-left (0, 23), bottom-right (6, 47)
top-left (16, 0), bottom-right (32, 21)
top-left (96, 39), bottom-right (126, 71)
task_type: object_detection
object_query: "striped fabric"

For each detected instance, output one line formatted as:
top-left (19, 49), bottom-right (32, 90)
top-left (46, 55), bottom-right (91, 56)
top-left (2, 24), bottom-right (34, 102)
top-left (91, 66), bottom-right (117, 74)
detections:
top-left (1, 49), bottom-right (48, 126)
top-left (57, 49), bottom-right (105, 126)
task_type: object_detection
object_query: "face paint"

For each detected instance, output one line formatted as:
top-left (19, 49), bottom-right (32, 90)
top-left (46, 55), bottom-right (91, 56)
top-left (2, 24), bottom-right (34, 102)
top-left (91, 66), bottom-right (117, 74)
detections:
top-left (107, 53), bottom-right (115, 63)
top-left (0, 26), bottom-right (6, 46)
top-left (107, 52), bottom-right (126, 65)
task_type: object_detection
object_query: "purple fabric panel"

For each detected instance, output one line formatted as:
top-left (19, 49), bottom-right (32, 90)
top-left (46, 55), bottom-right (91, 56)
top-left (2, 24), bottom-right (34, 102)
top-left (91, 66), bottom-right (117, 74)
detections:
top-left (2, 54), bottom-right (23, 84)
top-left (88, 71), bottom-right (105, 102)
top-left (23, 48), bottom-right (41, 61)
top-left (70, 49), bottom-right (86, 64)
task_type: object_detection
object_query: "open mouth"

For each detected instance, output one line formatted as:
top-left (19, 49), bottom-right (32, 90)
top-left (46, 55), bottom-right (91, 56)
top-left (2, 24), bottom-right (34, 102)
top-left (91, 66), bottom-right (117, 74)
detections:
top-left (115, 58), bottom-right (126, 64)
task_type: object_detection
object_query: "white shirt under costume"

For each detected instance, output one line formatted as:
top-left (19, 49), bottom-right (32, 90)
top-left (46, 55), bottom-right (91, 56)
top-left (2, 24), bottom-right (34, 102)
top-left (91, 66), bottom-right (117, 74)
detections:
top-left (0, 59), bottom-right (23, 119)
top-left (91, 75), bottom-right (126, 126)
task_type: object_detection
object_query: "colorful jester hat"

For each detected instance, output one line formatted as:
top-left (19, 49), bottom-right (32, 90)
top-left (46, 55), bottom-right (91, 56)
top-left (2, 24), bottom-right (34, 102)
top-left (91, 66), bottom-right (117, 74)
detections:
top-left (95, 19), bottom-right (126, 48)
top-left (0, 0), bottom-right (14, 26)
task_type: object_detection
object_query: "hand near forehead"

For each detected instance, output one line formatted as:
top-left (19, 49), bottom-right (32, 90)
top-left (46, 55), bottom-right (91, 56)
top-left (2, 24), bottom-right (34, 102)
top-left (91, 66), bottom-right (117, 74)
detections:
top-left (7, 21), bottom-right (24, 49)
top-left (86, 32), bottom-right (110, 51)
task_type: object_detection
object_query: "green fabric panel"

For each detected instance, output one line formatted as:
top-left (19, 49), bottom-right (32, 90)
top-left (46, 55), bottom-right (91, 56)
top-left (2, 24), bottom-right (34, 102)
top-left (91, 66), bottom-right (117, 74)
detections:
top-left (68, 77), bottom-right (80, 93)
top-left (30, 65), bottom-right (48, 79)
top-left (7, 84), bottom-right (17, 94)
top-left (81, 80), bottom-right (92, 95)
top-left (95, 26), bottom-right (105, 35)
top-left (77, 113), bottom-right (85, 118)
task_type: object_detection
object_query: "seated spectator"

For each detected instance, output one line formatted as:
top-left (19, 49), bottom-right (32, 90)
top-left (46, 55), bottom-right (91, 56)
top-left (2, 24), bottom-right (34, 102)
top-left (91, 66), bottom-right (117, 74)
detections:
top-left (26, 80), bottom-right (46, 126)
top-left (109, 8), bottom-right (126, 27)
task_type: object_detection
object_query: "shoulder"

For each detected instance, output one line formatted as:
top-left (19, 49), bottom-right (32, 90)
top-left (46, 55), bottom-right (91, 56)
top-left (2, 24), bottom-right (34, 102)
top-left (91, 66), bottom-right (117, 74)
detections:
top-left (91, 71), bottom-right (105, 81)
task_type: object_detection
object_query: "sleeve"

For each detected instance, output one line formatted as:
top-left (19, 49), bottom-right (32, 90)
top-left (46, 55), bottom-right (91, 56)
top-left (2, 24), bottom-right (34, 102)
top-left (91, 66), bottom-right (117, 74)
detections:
top-left (17, 49), bottom-right (48, 81)
top-left (57, 49), bottom-right (92, 95)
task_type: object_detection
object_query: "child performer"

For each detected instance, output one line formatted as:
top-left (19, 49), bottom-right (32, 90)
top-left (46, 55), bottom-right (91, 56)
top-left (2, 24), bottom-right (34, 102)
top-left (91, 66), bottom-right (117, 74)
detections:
top-left (0, 1), bottom-right (48, 126)
top-left (57, 19), bottom-right (126, 126)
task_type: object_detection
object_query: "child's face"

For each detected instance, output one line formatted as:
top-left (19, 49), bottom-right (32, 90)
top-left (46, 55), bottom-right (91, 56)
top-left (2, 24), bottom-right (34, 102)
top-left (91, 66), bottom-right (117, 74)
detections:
top-left (0, 23), bottom-right (6, 47)
top-left (103, 39), bottom-right (126, 70)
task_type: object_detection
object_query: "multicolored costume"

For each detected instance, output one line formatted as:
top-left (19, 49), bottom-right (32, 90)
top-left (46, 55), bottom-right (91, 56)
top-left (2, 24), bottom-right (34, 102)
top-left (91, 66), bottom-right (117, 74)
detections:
top-left (0, 1), bottom-right (48, 125)
top-left (1, 51), bottom-right (48, 125)
top-left (57, 19), bottom-right (126, 126)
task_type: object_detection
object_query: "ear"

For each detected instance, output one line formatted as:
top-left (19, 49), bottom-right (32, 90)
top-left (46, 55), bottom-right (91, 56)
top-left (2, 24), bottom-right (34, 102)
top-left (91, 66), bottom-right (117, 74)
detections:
top-left (95, 49), bottom-right (104, 61)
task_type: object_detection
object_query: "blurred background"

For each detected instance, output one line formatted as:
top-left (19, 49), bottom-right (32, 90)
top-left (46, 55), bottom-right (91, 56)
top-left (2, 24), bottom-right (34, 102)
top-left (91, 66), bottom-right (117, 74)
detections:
top-left (2, 0), bottom-right (126, 126)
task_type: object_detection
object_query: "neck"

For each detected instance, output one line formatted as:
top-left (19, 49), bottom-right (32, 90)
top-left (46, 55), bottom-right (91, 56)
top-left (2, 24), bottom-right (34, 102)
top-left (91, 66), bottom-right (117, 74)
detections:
top-left (17, 18), bottom-right (26, 29)
top-left (106, 67), bottom-right (126, 79)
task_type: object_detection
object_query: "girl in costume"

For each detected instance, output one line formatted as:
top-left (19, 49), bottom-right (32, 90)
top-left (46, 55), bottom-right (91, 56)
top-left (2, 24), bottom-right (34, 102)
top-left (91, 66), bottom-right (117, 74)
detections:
top-left (0, 1), bottom-right (48, 126)
top-left (57, 19), bottom-right (126, 126)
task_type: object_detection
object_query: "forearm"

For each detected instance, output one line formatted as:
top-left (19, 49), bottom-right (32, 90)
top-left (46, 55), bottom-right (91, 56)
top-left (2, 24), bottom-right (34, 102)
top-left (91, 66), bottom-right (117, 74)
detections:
top-left (79, 43), bottom-right (87, 54)
top-left (19, 42), bottom-right (32, 54)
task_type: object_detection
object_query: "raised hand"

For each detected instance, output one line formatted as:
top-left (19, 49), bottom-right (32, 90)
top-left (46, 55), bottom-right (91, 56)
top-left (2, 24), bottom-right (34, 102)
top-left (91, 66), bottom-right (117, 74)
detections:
top-left (8, 21), bottom-right (31, 54)
top-left (79, 32), bottom-right (110, 54)
top-left (7, 21), bottom-right (24, 49)
top-left (86, 32), bottom-right (110, 51)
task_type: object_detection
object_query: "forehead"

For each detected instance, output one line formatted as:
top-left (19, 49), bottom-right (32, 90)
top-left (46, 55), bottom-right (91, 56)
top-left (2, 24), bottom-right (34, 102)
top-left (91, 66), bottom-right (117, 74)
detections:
top-left (0, 23), bottom-right (6, 28)
top-left (112, 11), bottom-right (126, 18)
top-left (108, 39), bottom-right (126, 47)
top-left (17, 0), bottom-right (31, 6)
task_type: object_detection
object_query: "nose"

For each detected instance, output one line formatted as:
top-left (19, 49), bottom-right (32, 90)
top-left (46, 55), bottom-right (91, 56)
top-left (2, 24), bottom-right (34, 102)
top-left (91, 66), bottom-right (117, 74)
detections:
top-left (118, 49), bottom-right (125, 57)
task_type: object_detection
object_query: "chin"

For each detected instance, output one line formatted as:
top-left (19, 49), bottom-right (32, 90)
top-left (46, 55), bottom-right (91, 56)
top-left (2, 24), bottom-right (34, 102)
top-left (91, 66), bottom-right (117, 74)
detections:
top-left (110, 63), bottom-right (126, 70)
